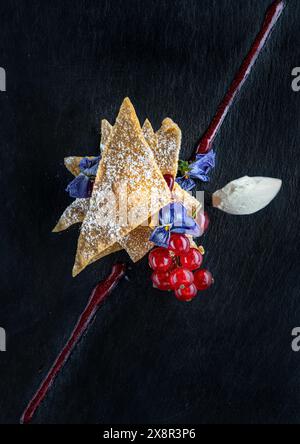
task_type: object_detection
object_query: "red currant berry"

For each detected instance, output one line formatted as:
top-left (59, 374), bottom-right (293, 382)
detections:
top-left (203, 211), bottom-right (210, 232)
top-left (151, 271), bottom-right (172, 291)
top-left (180, 248), bottom-right (203, 270)
top-left (163, 174), bottom-right (175, 191)
top-left (194, 269), bottom-right (213, 291)
top-left (148, 248), bottom-right (173, 272)
top-left (169, 233), bottom-right (190, 255)
top-left (196, 211), bottom-right (210, 235)
top-left (175, 283), bottom-right (198, 302)
top-left (169, 267), bottom-right (194, 290)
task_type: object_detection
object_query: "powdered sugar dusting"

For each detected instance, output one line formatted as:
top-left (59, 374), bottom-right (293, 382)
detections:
top-left (155, 118), bottom-right (181, 176)
top-left (53, 198), bottom-right (89, 232)
top-left (73, 98), bottom-right (171, 275)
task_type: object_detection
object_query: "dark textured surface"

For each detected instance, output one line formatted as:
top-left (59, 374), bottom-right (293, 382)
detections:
top-left (0, 0), bottom-right (300, 424)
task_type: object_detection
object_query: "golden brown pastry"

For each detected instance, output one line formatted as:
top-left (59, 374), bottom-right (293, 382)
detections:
top-left (72, 98), bottom-right (172, 276)
top-left (53, 98), bottom-right (201, 275)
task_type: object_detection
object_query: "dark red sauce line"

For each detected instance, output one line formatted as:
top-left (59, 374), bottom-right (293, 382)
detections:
top-left (20, 263), bottom-right (126, 424)
top-left (196, 0), bottom-right (284, 155)
top-left (20, 0), bottom-right (285, 425)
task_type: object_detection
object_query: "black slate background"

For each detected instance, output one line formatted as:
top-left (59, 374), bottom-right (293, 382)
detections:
top-left (0, 0), bottom-right (300, 424)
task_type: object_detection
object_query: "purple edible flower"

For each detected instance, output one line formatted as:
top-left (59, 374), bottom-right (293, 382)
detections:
top-left (176, 150), bottom-right (216, 191)
top-left (149, 202), bottom-right (201, 248)
top-left (66, 174), bottom-right (91, 198)
top-left (66, 156), bottom-right (100, 198)
top-left (79, 157), bottom-right (100, 176)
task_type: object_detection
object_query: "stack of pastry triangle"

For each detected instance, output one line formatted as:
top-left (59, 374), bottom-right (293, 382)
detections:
top-left (53, 120), bottom-right (114, 233)
top-left (53, 98), bottom-right (201, 276)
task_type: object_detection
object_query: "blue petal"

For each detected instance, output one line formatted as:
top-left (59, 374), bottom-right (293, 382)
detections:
top-left (79, 156), bottom-right (100, 175)
top-left (172, 217), bottom-right (201, 238)
top-left (159, 202), bottom-right (187, 227)
top-left (149, 226), bottom-right (171, 248)
top-left (84, 164), bottom-right (99, 176)
top-left (196, 174), bottom-right (210, 182)
top-left (171, 202), bottom-right (188, 227)
top-left (189, 150), bottom-right (216, 180)
top-left (159, 205), bottom-right (174, 226)
top-left (66, 174), bottom-right (91, 198)
top-left (153, 202), bottom-right (202, 242)
top-left (170, 202), bottom-right (202, 237)
top-left (175, 176), bottom-right (196, 191)
top-left (195, 150), bottom-right (216, 167)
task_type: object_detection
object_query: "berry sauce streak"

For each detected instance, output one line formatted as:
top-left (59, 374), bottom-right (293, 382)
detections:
top-left (20, 263), bottom-right (126, 424)
top-left (196, 0), bottom-right (284, 155)
top-left (20, 0), bottom-right (285, 425)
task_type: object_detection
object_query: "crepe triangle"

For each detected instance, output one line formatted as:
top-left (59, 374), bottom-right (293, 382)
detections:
top-left (53, 119), bottom-right (113, 233)
top-left (53, 101), bottom-right (201, 273)
top-left (72, 97), bottom-right (172, 276)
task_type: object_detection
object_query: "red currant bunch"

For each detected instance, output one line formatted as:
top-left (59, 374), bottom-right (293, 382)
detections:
top-left (149, 233), bottom-right (214, 302)
top-left (149, 247), bottom-right (174, 272)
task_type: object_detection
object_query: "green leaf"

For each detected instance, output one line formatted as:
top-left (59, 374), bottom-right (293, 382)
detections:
top-left (178, 160), bottom-right (190, 176)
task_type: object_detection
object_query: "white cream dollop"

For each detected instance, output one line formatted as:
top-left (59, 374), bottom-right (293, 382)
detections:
top-left (212, 176), bottom-right (282, 215)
